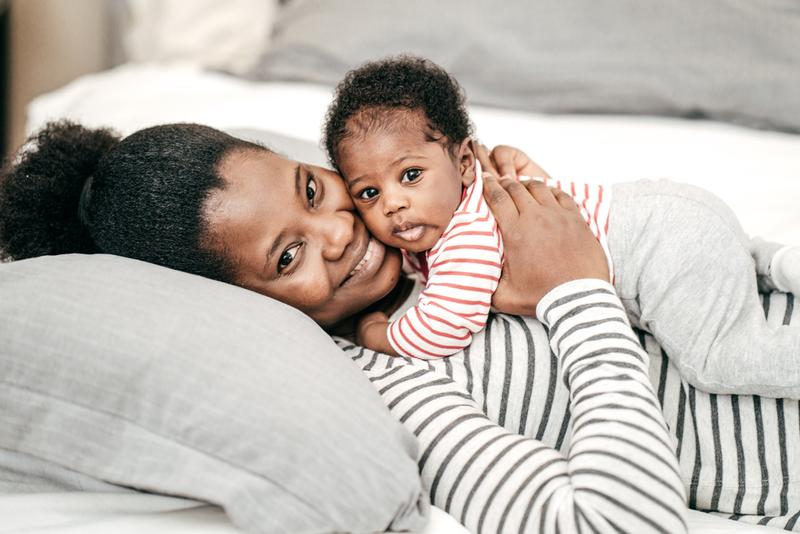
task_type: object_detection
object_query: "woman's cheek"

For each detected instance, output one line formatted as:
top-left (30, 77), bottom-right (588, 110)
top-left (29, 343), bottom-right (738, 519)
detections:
top-left (283, 275), bottom-right (335, 316)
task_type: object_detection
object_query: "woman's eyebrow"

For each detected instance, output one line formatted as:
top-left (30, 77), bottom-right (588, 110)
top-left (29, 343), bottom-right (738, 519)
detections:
top-left (266, 229), bottom-right (287, 274)
top-left (264, 164), bottom-right (301, 276)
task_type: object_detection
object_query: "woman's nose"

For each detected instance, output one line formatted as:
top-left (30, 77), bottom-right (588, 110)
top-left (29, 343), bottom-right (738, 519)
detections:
top-left (319, 211), bottom-right (354, 261)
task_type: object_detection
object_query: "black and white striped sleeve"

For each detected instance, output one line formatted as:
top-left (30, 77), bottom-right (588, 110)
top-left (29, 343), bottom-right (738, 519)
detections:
top-left (531, 278), bottom-right (688, 534)
top-left (352, 279), bottom-right (688, 534)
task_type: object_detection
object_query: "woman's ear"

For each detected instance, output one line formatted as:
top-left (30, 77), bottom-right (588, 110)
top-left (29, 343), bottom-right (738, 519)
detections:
top-left (457, 138), bottom-right (477, 187)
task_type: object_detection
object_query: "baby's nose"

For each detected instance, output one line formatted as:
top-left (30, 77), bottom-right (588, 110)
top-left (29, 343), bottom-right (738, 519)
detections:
top-left (382, 194), bottom-right (409, 216)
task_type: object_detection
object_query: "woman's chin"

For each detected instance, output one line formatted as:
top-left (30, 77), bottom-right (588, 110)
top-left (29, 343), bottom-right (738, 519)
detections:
top-left (351, 247), bottom-right (402, 307)
top-left (317, 246), bottom-right (403, 327)
top-left (367, 245), bottom-right (402, 298)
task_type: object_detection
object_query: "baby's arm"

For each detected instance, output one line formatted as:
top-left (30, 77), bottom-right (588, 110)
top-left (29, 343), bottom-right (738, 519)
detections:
top-left (356, 311), bottom-right (398, 356)
top-left (387, 230), bottom-right (502, 359)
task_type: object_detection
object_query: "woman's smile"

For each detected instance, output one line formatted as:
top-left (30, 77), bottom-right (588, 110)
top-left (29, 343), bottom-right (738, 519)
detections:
top-left (342, 237), bottom-right (385, 286)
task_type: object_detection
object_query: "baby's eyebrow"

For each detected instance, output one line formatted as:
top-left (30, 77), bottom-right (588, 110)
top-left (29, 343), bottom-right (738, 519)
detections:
top-left (348, 154), bottom-right (426, 186)
top-left (347, 176), bottom-right (367, 189)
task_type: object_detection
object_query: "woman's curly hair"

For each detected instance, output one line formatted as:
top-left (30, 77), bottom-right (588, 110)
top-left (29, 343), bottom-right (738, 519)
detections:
top-left (0, 120), bottom-right (262, 282)
top-left (323, 55), bottom-right (473, 171)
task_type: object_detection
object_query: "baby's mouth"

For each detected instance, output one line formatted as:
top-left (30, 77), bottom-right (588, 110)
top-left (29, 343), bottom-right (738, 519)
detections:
top-left (393, 223), bottom-right (426, 242)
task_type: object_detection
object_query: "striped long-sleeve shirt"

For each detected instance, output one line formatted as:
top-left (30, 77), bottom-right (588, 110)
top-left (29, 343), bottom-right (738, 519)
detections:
top-left (389, 173), bottom-right (612, 360)
top-left (342, 282), bottom-right (800, 533)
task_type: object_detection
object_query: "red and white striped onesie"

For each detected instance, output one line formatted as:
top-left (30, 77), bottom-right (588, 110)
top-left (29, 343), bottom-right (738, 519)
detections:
top-left (387, 169), bottom-right (613, 360)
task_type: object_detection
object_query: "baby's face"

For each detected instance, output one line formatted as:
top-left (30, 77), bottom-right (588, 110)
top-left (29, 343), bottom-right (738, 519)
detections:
top-left (337, 125), bottom-right (471, 253)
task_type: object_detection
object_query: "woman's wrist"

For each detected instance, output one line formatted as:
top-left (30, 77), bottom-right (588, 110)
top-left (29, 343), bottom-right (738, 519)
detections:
top-left (535, 278), bottom-right (617, 325)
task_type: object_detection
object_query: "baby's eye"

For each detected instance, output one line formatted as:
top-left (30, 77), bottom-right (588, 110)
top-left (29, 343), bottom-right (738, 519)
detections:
top-left (278, 244), bottom-right (300, 273)
top-left (358, 187), bottom-right (380, 200)
top-left (306, 174), bottom-right (317, 205)
top-left (401, 168), bottom-right (422, 183)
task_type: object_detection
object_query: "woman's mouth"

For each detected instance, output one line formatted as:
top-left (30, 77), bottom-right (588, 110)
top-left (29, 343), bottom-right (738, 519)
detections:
top-left (342, 238), bottom-right (385, 286)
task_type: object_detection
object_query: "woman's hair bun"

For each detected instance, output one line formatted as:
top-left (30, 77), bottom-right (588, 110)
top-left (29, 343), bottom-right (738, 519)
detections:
top-left (0, 120), bottom-right (120, 260)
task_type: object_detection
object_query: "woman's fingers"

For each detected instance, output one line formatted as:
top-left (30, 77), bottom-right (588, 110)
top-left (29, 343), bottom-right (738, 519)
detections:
top-left (523, 179), bottom-right (559, 207)
top-left (489, 144), bottom-right (556, 182)
top-left (499, 176), bottom-right (540, 210)
top-left (490, 146), bottom-right (519, 179)
top-left (551, 187), bottom-right (580, 211)
top-left (483, 173), bottom-right (521, 222)
top-left (474, 141), bottom-right (499, 177)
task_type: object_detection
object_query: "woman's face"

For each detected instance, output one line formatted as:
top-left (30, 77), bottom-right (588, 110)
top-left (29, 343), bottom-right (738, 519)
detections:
top-left (205, 148), bottom-right (403, 326)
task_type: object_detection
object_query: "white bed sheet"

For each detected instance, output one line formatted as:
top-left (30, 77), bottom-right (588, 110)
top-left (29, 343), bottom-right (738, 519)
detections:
top-left (0, 492), bottom-right (781, 534)
top-left (16, 62), bottom-right (800, 534)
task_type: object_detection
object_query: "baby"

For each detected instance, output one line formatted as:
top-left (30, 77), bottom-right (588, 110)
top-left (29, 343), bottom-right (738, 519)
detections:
top-left (323, 56), bottom-right (800, 398)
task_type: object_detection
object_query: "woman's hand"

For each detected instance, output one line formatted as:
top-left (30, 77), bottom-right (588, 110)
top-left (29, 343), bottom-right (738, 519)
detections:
top-left (483, 174), bottom-right (609, 316)
top-left (477, 142), bottom-right (552, 181)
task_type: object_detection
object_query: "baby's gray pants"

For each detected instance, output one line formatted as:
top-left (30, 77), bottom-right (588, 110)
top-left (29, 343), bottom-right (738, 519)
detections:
top-left (609, 179), bottom-right (799, 398)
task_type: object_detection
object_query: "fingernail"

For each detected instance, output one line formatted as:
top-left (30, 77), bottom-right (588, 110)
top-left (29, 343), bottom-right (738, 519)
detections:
top-left (518, 176), bottom-right (532, 183)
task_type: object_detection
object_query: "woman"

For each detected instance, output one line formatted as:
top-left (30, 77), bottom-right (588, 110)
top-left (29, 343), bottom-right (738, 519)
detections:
top-left (1, 121), bottom-right (797, 533)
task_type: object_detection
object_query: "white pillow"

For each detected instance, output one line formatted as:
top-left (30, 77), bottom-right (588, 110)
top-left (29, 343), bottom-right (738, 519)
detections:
top-left (122, 0), bottom-right (277, 73)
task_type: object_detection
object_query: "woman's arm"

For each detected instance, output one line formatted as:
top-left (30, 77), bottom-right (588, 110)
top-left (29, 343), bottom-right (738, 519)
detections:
top-left (351, 290), bottom-right (687, 534)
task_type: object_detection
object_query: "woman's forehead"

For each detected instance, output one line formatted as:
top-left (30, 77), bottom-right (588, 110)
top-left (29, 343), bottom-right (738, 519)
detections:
top-left (219, 148), bottom-right (296, 187)
top-left (207, 149), bottom-right (298, 235)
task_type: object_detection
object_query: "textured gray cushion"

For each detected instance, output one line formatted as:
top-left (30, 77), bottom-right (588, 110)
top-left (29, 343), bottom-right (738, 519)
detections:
top-left (247, 0), bottom-right (800, 132)
top-left (0, 254), bottom-right (427, 534)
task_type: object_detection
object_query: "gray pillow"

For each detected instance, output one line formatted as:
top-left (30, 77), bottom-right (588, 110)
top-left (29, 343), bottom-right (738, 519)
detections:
top-left (0, 254), bottom-right (428, 534)
top-left (246, 0), bottom-right (800, 133)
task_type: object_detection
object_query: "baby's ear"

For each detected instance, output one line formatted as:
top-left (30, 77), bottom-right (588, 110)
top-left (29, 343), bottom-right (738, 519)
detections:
top-left (457, 138), bottom-right (476, 187)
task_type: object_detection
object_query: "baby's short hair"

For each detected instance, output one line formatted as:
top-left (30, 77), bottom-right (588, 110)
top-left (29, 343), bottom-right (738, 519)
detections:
top-left (323, 55), bottom-right (473, 171)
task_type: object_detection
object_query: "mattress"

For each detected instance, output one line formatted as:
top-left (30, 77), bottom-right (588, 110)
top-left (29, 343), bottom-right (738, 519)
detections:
top-left (13, 62), bottom-right (799, 534)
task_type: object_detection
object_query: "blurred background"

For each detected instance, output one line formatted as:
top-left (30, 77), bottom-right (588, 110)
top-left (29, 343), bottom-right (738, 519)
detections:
top-left (1, 0), bottom-right (114, 159)
top-left (2, 0), bottom-right (114, 158)
top-left (2, 0), bottom-right (799, 162)
top-left (0, 0), bottom-right (273, 159)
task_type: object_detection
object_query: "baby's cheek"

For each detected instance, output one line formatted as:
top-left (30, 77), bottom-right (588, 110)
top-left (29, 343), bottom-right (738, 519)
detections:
top-left (361, 211), bottom-right (392, 242)
top-left (432, 198), bottom-right (460, 228)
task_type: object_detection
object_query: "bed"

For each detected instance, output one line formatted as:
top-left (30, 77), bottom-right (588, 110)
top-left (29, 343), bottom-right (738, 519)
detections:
top-left (3, 1), bottom-right (800, 533)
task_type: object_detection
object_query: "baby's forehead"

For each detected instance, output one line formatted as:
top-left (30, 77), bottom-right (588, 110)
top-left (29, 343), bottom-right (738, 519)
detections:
top-left (346, 107), bottom-right (442, 144)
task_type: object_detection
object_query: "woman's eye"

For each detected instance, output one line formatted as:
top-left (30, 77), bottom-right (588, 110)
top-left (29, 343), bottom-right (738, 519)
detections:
top-left (278, 244), bottom-right (300, 272)
top-left (358, 187), bottom-right (379, 200)
top-left (401, 168), bottom-right (422, 183)
top-left (306, 175), bottom-right (317, 205)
